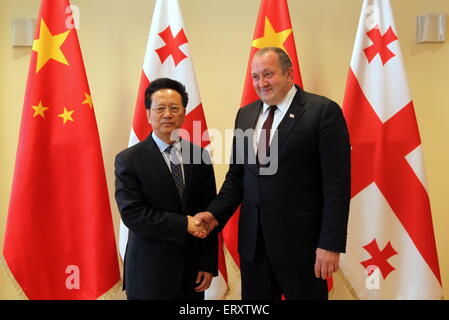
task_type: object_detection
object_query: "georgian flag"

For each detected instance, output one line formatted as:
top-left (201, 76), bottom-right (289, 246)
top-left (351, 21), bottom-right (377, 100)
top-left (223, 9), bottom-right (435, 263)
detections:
top-left (340, 0), bottom-right (442, 299)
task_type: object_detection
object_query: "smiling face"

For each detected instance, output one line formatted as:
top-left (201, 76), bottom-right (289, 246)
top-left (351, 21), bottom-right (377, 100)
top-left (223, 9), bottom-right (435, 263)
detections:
top-left (147, 88), bottom-right (185, 144)
top-left (251, 50), bottom-right (294, 106)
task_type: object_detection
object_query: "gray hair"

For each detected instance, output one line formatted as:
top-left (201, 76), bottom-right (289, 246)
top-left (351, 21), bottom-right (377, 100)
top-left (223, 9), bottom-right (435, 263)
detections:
top-left (254, 47), bottom-right (292, 73)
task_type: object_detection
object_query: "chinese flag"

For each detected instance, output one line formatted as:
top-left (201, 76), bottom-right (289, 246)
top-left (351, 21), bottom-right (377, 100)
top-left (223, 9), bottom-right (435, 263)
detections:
top-left (340, 0), bottom-right (442, 299)
top-left (2, 0), bottom-right (120, 299)
top-left (240, 0), bottom-right (303, 108)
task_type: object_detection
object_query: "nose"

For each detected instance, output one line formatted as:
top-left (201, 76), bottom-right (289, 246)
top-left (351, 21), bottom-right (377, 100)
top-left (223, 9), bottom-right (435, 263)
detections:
top-left (259, 76), bottom-right (269, 88)
top-left (162, 108), bottom-right (173, 117)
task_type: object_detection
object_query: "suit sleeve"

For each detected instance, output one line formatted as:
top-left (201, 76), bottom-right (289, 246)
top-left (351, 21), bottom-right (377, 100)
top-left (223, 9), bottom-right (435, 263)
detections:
top-left (114, 151), bottom-right (187, 245)
top-left (317, 101), bottom-right (351, 253)
top-left (198, 149), bottom-right (218, 276)
top-left (207, 109), bottom-right (244, 229)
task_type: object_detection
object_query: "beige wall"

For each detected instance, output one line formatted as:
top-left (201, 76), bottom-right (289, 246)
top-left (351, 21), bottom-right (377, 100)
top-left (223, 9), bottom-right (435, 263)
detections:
top-left (1, 0), bottom-right (448, 299)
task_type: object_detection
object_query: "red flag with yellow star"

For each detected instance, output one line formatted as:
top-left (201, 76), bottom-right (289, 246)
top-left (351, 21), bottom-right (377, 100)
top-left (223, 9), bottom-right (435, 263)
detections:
top-left (239, 0), bottom-right (303, 108)
top-left (1, 0), bottom-right (120, 299)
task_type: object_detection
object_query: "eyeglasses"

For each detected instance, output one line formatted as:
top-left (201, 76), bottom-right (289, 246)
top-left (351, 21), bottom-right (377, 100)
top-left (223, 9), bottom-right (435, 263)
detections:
top-left (152, 104), bottom-right (183, 114)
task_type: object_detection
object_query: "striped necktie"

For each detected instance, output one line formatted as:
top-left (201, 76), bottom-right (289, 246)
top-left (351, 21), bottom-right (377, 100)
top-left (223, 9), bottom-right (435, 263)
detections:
top-left (164, 145), bottom-right (184, 201)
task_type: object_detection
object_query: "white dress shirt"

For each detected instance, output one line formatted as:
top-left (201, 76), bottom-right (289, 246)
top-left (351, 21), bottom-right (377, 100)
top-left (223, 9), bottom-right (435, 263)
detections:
top-left (152, 132), bottom-right (185, 184)
top-left (253, 85), bottom-right (297, 153)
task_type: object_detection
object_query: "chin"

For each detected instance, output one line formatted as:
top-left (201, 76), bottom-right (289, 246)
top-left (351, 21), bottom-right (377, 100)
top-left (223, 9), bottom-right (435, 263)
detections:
top-left (263, 98), bottom-right (276, 105)
top-left (260, 93), bottom-right (274, 103)
top-left (161, 128), bottom-right (176, 135)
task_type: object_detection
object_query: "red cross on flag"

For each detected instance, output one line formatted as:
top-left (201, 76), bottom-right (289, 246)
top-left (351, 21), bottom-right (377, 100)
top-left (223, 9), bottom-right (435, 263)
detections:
top-left (340, 0), bottom-right (442, 299)
top-left (118, 0), bottom-right (228, 300)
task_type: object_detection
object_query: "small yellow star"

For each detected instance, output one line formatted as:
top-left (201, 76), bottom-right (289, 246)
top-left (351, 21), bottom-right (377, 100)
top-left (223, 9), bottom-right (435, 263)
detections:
top-left (31, 101), bottom-right (49, 118)
top-left (32, 18), bottom-right (70, 73)
top-left (82, 93), bottom-right (93, 109)
top-left (252, 17), bottom-right (292, 53)
top-left (58, 107), bottom-right (75, 124)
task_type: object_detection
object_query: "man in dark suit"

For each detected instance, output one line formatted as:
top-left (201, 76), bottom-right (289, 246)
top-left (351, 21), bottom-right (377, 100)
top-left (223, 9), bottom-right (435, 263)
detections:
top-left (115, 78), bottom-right (218, 300)
top-left (194, 47), bottom-right (350, 300)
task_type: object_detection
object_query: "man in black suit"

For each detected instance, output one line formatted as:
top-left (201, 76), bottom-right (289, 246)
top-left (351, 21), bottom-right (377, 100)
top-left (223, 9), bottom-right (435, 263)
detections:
top-left (194, 47), bottom-right (350, 300)
top-left (115, 78), bottom-right (217, 300)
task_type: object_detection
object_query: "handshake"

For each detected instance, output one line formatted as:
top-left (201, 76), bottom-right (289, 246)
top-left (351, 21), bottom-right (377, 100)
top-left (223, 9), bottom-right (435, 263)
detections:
top-left (187, 211), bottom-right (218, 238)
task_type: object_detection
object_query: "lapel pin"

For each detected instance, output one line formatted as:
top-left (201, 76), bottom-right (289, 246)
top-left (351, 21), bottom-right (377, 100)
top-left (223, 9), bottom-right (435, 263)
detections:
top-left (289, 113), bottom-right (295, 119)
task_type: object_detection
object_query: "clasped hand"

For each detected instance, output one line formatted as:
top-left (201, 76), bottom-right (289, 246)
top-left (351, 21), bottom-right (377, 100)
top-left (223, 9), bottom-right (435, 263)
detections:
top-left (187, 211), bottom-right (218, 238)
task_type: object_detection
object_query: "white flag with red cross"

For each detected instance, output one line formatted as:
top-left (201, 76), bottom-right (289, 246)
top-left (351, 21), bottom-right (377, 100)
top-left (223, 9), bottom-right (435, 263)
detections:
top-left (118, 0), bottom-right (228, 300)
top-left (340, 0), bottom-right (442, 299)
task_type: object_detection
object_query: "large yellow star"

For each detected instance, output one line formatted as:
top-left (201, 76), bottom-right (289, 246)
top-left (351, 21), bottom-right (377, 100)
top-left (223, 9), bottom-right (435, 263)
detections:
top-left (252, 17), bottom-right (292, 53)
top-left (82, 93), bottom-right (93, 109)
top-left (32, 19), bottom-right (71, 73)
top-left (31, 101), bottom-right (49, 118)
top-left (58, 107), bottom-right (75, 124)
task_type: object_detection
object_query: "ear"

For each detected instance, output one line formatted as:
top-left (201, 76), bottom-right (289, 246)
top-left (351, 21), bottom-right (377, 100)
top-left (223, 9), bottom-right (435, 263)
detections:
top-left (146, 109), bottom-right (151, 123)
top-left (286, 67), bottom-right (294, 81)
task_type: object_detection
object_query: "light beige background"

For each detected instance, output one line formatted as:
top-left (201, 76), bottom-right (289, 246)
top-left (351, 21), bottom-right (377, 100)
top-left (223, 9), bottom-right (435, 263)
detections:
top-left (0, 0), bottom-right (448, 300)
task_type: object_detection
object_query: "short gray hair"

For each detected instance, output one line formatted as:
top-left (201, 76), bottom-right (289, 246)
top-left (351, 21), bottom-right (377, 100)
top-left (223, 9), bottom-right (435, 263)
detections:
top-left (254, 47), bottom-right (292, 73)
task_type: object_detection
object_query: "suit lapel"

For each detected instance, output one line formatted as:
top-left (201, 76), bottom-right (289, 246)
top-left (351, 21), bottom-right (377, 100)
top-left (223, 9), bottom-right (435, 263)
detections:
top-left (242, 87), bottom-right (307, 173)
top-left (180, 139), bottom-right (192, 212)
top-left (143, 134), bottom-right (184, 208)
top-left (242, 103), bottom-right (262, 176)
top-left (275, 86), bottom-right (307, 152)
top-left (246, 103), bottom-right (262, 130)
top-left (239, 85), bottom-right (306, 175)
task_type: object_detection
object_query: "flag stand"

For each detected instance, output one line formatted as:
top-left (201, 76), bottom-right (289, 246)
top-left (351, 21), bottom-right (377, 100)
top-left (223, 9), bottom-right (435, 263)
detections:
top-left (0, 255), bottom-right (28, 300)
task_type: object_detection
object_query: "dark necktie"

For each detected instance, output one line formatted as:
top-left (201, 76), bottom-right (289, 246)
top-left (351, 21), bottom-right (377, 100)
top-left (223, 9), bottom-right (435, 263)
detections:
top-left (164, 145), bottom-right (184, 201)
top-left (257, 105), bottom-right (277, 167)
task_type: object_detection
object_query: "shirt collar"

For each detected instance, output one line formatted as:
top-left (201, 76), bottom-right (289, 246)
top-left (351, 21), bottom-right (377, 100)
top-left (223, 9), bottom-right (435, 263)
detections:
top-left (262, 84), bottom-right (297, 114)
top-left (152, 132), bottom-right (181, 153)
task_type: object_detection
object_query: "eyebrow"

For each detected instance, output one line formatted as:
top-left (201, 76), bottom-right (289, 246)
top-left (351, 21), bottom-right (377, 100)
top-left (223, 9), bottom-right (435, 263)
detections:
top-left (252, 68), bottom-right (271, 74)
